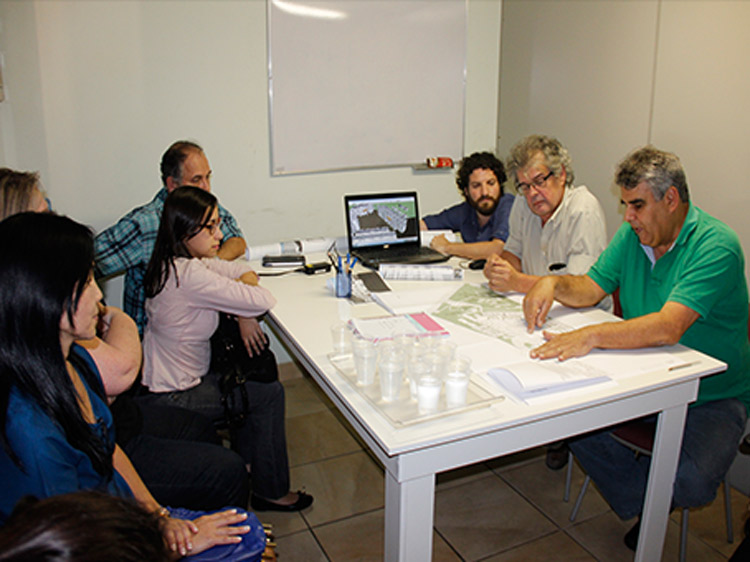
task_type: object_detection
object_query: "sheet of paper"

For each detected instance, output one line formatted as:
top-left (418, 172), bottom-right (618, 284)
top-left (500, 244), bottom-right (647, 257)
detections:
top-left (371, 286), bottom-right (458, 315)
top-left (350, 312), bottom-right (449, 340)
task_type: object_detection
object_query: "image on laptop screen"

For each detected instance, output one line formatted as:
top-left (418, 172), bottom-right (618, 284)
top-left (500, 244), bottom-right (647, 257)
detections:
top-left (346, 193), bottom-right (420, 250)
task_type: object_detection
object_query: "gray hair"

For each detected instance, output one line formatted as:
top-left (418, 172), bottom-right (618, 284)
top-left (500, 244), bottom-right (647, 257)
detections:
top-left (506, 135), bottom-right (575, 189)
top-left (615, 146), bottom-right (689, 202)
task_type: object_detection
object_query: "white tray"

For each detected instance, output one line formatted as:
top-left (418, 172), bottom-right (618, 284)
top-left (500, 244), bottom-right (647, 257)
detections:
top-left (327, 352), bottom-right (503, 427)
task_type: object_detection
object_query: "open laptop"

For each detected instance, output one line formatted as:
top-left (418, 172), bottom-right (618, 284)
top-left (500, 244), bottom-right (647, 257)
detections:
top-left (344, 191), bottom-right (450, 269)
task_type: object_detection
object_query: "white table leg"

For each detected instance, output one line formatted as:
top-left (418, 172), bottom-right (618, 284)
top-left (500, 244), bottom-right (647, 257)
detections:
top-left (384, 469), bottom-right (435, 562)
top-left (636, 404), bottom-right (688, 561)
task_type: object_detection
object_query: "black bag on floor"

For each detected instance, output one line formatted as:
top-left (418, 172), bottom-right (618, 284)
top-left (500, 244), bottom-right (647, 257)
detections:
top-left (210, 313), bottom-right (278, 428)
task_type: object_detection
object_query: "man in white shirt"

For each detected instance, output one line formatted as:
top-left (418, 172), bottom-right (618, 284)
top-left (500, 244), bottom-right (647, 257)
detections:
top-left (483, 134), bottom-right (607, 293)
top-left (483, 134), bottom-right (608, 469)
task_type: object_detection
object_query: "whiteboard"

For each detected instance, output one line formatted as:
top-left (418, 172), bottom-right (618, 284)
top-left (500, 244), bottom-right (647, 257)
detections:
top-left (268, 0), bottom-right (466, 175)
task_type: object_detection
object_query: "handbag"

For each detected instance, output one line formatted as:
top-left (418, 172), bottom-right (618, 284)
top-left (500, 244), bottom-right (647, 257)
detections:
top-left (210, 313), bottom-right (278, 428)
top-left (166, 506), bottom-right (269, 561)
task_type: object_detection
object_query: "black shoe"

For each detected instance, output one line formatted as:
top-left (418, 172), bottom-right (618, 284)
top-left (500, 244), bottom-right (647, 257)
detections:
top-left (624, 518), bottom-right (640, 551)
top-left (251, 491), bottom-right (313, 512)
top-left (545, 443), bottom-right (569, 471)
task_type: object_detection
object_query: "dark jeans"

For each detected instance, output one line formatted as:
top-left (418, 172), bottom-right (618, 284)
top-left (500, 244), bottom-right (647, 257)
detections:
top-left (138, 373), bottom-right (290, 500)
top-left (570, 398), bottom-right (746, 520)
top-left (124, 402), bottom-right (249, 511)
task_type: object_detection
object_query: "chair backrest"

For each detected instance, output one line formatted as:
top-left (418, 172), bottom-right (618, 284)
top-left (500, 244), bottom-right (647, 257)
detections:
top-left (610, 419), bottom-right (655, 456)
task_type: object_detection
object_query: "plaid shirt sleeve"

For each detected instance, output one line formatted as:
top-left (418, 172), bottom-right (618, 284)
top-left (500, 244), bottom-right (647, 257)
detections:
top-left (217, 203), bottom-right (244, 241)
top-left (94, 216), bottom-right (145, 279)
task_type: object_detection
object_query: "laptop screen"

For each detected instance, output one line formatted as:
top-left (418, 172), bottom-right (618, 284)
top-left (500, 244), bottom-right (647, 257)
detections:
top-left (345, 192), bottom-right (421, 250)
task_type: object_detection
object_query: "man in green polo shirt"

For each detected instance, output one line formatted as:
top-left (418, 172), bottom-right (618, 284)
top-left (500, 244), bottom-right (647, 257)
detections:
top-left (523, 146), bottom-right (750, 550)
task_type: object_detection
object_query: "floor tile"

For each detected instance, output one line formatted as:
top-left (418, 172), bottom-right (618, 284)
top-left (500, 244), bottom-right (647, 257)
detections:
top-left (292, 450), bottom-right (384, 527)
top-left (315, 510), bottom-right (461, 562)
top-left (500, 456), bottom-right (610, 528)
top-left (434, 473), bottom-right (556, 560)
top-left (283, 375), bottom-right (331, 418)
top-left (566, 511), bottom-right (635, 562)
top-left (278, 360), bottom-right (305, 382)
top-left (275, 529), bottom-right (329, 561)
top-left (286, 408), bottom-right (362, 466)
top-left (482, 530), bottom-right (597, 561)
top-left (254, 509), bottom-right (308, 539)
top-left (436, 460), bottom-right (495, 491)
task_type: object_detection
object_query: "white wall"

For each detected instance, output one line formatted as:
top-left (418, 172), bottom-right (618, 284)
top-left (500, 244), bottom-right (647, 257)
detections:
top-left (498, 0), bottom-right (750, 280)
top-left (0, 0), bottom-right (501, 285)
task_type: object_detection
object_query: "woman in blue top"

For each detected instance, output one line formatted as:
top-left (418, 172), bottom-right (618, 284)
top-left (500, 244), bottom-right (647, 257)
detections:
top-left (0, 213), bottom-right (256, 559)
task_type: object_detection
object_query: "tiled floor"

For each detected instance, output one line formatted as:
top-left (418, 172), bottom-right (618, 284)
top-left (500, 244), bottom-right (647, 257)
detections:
top-left (264, 361), bottom-right (748, 561)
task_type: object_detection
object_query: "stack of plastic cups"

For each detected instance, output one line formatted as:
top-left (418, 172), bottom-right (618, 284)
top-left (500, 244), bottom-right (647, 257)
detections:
top-left (352, 336), bottom-right (377, 387)
top-left (376, 339), bottom-right (405, 403)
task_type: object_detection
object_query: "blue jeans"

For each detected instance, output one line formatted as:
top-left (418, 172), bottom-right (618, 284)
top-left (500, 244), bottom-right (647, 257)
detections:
top-left (569, 398), bottom-right (746, 520)
top-left (138, 373), bottom-right (290, 501)
top-left (122, 401), bottom-right (249, 511)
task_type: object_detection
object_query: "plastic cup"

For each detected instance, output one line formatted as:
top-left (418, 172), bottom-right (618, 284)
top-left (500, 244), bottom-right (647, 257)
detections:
top-left (444, 356), bottom-right (471, 408)
top-left (376, 339), bottom-right (405, 363)
top-left (352, 337), bottom-right (377, 386)
top-left (330, 322), bottom-right (351, 355)
top-left (417, 375), bottom-right (442, 415)
top-left (425, 353), bottom-right (448, 380)
top-left (407, 360), bottom-right (431, 401)
top-left (434, 340), bottom-right (456, 362)
top-left (378, 360), bottom-right (404, 403)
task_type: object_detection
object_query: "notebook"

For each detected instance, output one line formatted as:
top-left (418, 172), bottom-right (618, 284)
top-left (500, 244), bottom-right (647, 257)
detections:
top-left (344, 192), bottom-right (450, 269)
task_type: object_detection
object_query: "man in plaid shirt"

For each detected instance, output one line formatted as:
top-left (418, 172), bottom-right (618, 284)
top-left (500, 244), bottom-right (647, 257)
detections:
top-left (95, 140), bottom-right (246, 336)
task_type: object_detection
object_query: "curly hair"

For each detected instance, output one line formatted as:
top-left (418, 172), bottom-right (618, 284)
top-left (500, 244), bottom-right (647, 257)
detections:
top-left (455, 152), bottom-right (507, 198)
top-left (506, 135), bottom-right (575, 190)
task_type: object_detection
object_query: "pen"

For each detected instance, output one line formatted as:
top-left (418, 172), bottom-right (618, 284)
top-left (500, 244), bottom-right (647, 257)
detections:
top-left (548, 263), bottom-right (566, 272)
top-left (349, 256), bottom-right (358, 270)
top-left (668, 361), bottom-right (700, 371)
top-left (338, 255), bottom-right (342, 274)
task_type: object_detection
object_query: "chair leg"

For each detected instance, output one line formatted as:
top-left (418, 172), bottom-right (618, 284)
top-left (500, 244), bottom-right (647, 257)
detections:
top-left (570, 475), bottom-right (590, 522)
top-left (679, 507), bottom-right (688, 562)
top-left (724, 476), bottom-right (734, 544)
top-left (563, 450), bottom-right (573, 502)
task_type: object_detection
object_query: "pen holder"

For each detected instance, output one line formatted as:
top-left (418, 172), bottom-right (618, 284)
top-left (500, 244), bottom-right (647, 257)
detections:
top-left (335, 270), bottom-right (352, 298)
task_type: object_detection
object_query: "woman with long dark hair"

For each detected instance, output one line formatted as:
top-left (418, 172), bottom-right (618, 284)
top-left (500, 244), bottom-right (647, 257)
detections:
top-left (141, 186), bottom-right (312, 512)
top-left (0, 212), bottom-right (256, 558)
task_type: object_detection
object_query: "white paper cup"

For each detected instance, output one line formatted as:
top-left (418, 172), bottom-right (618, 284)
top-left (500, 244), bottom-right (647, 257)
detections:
top-left (444, 356), bottom-right (470, 407)
top-left (378, 360), bottom-right (404, 402)
top-left (417, 375), bottom-right (442, 414)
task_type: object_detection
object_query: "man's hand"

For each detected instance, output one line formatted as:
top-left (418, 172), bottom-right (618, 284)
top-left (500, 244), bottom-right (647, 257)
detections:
top-left (429, 234), bottom-right (451, 254)
top-left (484, 254), bottom-right (518, 292)
top-left (523, 276), bottom-right (558, 333)
top-left (237, 316), bottom-right (267, 356)
top-left (529, 326), bottom-right (597, 361)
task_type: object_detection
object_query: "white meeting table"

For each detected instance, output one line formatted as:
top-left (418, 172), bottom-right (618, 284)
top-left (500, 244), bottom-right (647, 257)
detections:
top-left (259, 262), bottom-right (725, 561)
